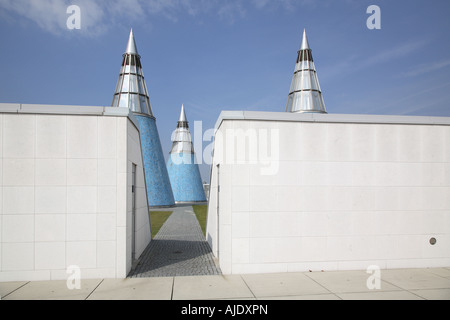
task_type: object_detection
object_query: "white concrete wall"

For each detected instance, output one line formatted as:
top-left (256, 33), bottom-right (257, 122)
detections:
top-left (206, 112), bottom-right (450, 274)
top-left (0, 105), bottom-right (151, 282)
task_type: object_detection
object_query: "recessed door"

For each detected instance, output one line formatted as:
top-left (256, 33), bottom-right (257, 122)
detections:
top-left (131, 163), bottom-right (137, 261)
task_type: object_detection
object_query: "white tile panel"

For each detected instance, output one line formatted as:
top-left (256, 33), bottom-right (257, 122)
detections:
top-left (97, 241), bottom-right (116, 268)
top-left (98, 117), bottom-right (117, 159)
top-left (35, 186), bottom-right (66, 214)
top-left (35, 159), bottom-right (66, 186)
top-left (2, 159), bottom-right (34, 186)
top-left (35, 214), bottom-right (66, 242)
top-left (326, 123), bottom-right (352, 162)
top-left (248, 186), bottom-right (278, 212)
top-left (1, 243), bottom-right (34, 271)
top-left (66, 214), bottom-right (97, 241)
top-left (2, 215), bottom-right (34, 242)
top-left (66, 241), bottom-right (96, 269)
top-left (67, 159), bottom-right (98, 186)
top-left (3, 187), bottom-right (34, 215)
top-left (231, 212), bottom-right (249, 238)
top-left (36, 115), bottom-right (66, 158)
top-left (67, 186), bottom-right (97, 214)
top-left (98, 159), bottom-right (117, 186)
top-left (219, 224), bottom-right (232, 274)
top-left (97, 186), bottom-right (117, 213)
top-left (232, 238), bottom-right (249, 264)
top-left (249, 237), bottom-right (302, 264)
top-left (67, 116), bottom-right (98, 159)
top-left (231, 186), bottom-right (249, 213)
top-left (3, 114), bottom-right (35, 159)
top-left (396, 125), bottom-right (422, 162)
top-left (96, 214), bottom-right (117, 241)
top-left (349, 124), bottom-right (376, 161)
top-left (374, 125), bottom-right (399, 162)
top-left (249, 211), bottom-right (300, 238)
top-left (421, 126), bottom-right (446, 162)
top-left (34, 242), bottom-right (65, 270)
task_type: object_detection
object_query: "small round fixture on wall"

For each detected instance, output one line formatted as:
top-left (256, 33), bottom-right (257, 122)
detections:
top-left (429, 237), bottom-right (437, 245)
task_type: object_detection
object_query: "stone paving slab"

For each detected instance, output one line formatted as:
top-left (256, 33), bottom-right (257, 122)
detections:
top-left (86, 277), bottom-right (173, 300)
top-left (305, 270), bottom-right (402, 293)
top-left (242, 272), bottom-right (329, 298)
top-left (410, 288), bottom-right (450, 300)
top-left (379, 268), bottom-right (450, 290)
top-left (337, 290), bottom-right (424, 300)
top-left (1, 268), bottom-right (450, 300)
top-left (128, 205), bottom-right (221, 278)
top-left (1, 279), bottom-right (102, 300)
top-left (172, 275), bottom-right (253, 300)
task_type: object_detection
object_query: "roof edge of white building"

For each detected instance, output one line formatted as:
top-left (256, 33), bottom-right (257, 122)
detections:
top-left (0, 103), bottom-right (140, 130)
top-left (215, 110), bottom-right (450, 131)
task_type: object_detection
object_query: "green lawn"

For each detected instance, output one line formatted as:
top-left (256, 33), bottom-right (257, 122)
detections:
top-left (149, 211), bottom-right (173, 238)
top-left (192, 205), bottom-right (208, 237)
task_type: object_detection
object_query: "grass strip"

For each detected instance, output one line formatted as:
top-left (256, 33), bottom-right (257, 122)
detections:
top-left (149, 211), bottom-right (173, 238)
top-left (192, 205), bottom-right (208, 237)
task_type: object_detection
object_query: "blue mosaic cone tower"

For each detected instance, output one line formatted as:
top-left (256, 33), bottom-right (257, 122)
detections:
top-left (112, 29), bottom-right (175, 207)
top-left (167, 105), bottom-right (206, 203)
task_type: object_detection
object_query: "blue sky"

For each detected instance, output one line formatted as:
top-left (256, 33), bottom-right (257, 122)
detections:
top-left (1, 0), bottom-right (450, 181)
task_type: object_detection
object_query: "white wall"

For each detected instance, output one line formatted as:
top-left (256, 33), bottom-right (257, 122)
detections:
top-left (206, 112), bottom-right (450, 274)
top-left (0, 105), bottom-right (151, 282)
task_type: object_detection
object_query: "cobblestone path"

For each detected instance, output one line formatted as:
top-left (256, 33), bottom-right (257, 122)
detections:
top-left (128, 205), bottom-right (221, 278)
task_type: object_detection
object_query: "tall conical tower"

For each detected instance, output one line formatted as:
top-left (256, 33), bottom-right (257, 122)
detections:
top-left (286, 29), bottom-right (327, 113)
top-left (166, 105), bottom-right (207, 203)
top-left (113, 29), bottom-right (175, 207)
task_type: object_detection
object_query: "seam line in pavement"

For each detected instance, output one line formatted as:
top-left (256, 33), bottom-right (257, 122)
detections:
top-left (240, 275), bottom-right (257, 299)
top-left (303, 272), bottom-right (338, 296)
top-left (170, 277), bottom-right (175, 300)
top-left (2, 281), bottom-right (30, 299)
top-left (85, 279), bottom-right (104, 300)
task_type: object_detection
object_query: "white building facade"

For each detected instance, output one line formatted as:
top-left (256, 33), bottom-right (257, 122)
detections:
top-left (0, 104), bottom-right (151, 282)
top-left (206, 111), bottom-right (450, 274)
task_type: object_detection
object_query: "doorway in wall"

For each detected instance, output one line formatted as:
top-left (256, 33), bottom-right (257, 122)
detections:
top-left (131, 163), bottom-right (137, 262)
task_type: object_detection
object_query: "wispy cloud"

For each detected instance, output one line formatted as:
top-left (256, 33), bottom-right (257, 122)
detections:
top-left (359, 40), bottom-right (428, 69)
top-left (0, 0), bottom-right (320, 36)
top-left (251, 0), bottom-right (315, 10)
top-left (321, 40), bottom-right (429, 82)
top-left (401, 59), bottom-right (450, 78)
top-left (0, 0), bottom-right (109, 36)
top-left (217, 1), bottom-right (246, 24)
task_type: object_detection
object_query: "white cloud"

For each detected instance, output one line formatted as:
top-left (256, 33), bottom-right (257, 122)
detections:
top-left (0, 0), bottom-right (318, 36)
top-left (217, 1), bottom-right (246, 23)
top-left (0, 0), bottom-right (68, 34)
top-left (0, 0), bottom-right (108, 36)
top-left (252, 0), bottom-right (271, 9)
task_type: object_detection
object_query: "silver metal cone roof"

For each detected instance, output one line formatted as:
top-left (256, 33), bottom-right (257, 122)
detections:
top-left (111, 29), bottom-right (154, 116)
top-left (126, 29), bottom-right (138, 55)
top-left (286, 29), bottom-right (327, 114)
top-left (170, 105), bottom-right (195, 154)
top-left (300, 29), bottom-right (310, 50)
top-left (179, 104), bottom-right (187, 123)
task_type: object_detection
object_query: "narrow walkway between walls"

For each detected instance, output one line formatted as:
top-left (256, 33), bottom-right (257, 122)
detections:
top-left (128, 205), bottom-right (221, 278)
